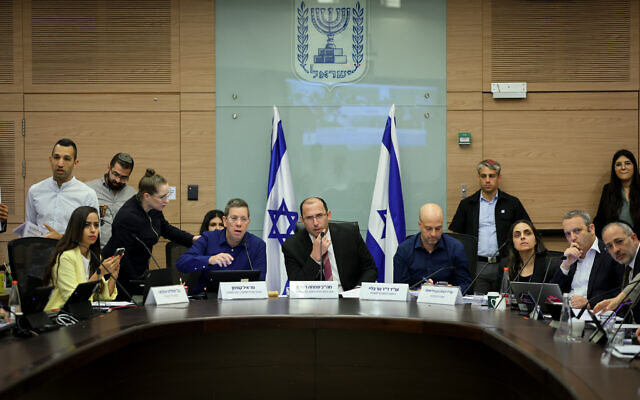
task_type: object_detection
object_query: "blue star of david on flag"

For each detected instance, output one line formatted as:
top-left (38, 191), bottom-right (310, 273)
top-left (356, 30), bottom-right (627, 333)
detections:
top-left (268, 199), bottom-right (299, 245)
top-left (377, 209), bottom-right (387, 239)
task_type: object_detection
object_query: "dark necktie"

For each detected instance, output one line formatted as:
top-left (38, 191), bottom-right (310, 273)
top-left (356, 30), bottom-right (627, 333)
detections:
top-left (622, 266), bottom-right (631, 288)
top-left (323, 253), bottom-right (332, 281)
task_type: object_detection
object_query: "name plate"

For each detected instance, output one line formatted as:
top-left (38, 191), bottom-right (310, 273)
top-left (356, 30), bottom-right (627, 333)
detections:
top-left (145, 285), bottom-right (189, 306)
top-left (289, 281), bottom-right (339, 299)
top-left (359, 282), bottom-right (409, 301)
top-left (217, 281), bottom-right (268, 300)
top-left (417, 285), bottom-right (463, 305)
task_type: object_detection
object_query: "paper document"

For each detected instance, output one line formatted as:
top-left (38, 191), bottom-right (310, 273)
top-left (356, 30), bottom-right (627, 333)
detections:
top-left (13, 221), bottom-right (48, 238)
top-left (340, 288), bottom-right (360, 298)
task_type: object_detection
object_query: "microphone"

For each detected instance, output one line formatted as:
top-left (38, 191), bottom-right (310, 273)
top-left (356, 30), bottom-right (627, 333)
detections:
top-left (409, 266), bottom-right (456, 290)
top-left (243, 237), bottom-right (253, 271)
top-left (462, 241), bottom-right (509, 296)
top-left (493, 250), bottom-right (546, 310)
top-left (133, 234), bottom-right (162, 270)
top-left (595, 277), bottom-right (640, 347)
top-left (529, 252), bottom-right (567, 320)
top-left (73, 240), bottom-right (136, 305)
top-left (575, 285), bottom-right (628, 319)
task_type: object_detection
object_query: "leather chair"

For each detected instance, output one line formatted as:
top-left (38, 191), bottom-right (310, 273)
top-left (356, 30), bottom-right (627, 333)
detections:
top-left (165, 242), bottom-right (198, 292)
top-left (7, 237), bottom-right (59, 298)
top-left (446, 232), bottom-right (478, 283)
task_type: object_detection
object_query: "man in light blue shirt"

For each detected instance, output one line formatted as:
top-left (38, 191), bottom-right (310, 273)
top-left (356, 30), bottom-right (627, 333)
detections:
top-left (449, 159), bottom-right (531, 294)
top-left (25, 138), bottom-right (99, 238)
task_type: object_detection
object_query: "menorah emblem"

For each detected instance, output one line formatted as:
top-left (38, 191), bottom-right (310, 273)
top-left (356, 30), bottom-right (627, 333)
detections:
top-left (311, 7), bottom-right (351, 64)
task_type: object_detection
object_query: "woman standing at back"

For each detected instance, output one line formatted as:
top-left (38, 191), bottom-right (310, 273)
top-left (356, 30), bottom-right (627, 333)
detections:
top-left (594, 149), bottom-right (640, 237)
top-left (103, 168), bottom-right (198, 298)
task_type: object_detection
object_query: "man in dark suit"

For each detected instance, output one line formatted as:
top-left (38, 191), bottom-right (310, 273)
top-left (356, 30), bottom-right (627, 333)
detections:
top-left (449, 159), bottom-right (530, 293)
top-left (552, 210), bottom-right (623, 308)
top-left (282, 197), bottom-right (377, 291)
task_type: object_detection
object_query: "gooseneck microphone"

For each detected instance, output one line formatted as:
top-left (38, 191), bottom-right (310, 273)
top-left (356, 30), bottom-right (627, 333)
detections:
top-left (133, 234), bottom-right (163, 270)
top-left (462, 241), bottom-right (509, 296)
top-left (73, 241), bottom-right (136, 305)
top-left (243, 237), bottom-right (254, 271)
top-left (409, 266), bottom-right (456, 290)
top-left (493, 250), bottom-right (546, 310)
top-left (529, 252), bottom-right (567, 320)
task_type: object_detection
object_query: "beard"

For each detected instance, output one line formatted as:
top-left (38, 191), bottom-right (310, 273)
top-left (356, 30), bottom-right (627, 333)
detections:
top-left (105, 174), bottom-right (125, 191)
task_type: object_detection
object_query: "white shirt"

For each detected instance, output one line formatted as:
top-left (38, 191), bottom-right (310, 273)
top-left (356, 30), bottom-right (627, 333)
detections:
top-left (308, 228), bottom-right (342, 291)
top-left (26, 176), bottom-right (99, 234)
top-left (567, 239), bottom-right (600, 296)
top-left (82, 254), bottom-right (91, 280)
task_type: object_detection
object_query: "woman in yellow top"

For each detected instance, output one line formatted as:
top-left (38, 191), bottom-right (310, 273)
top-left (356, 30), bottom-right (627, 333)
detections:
top-left (44, 206), bottom-right (121, 312)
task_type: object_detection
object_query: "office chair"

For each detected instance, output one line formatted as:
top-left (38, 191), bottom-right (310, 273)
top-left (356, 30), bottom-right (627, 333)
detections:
top-left (7, 237), bottom-right (59, 298)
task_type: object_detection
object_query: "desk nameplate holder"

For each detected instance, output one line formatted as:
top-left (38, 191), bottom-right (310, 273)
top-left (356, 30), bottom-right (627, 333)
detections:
top-left (417, 286), bottom-right (463, 305)
top-left (145, 285), bottom-right (189, 306)
top-left (289, 281), bottom-right (339, 299)
top-left (359, 282), bottom-right (409, 301)
top-left (218, 282), bottom-right (268, 300)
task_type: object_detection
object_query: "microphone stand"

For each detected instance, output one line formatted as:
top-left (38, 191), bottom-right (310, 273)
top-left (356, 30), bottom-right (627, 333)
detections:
top-left (316, 232), bottom-right (325, 280)
top-left (463, 241), bottom-right (509, 296)
top-left (243, 237), bottom-right (254, 270)
top-left (529, 253), bottom-right (566, 320)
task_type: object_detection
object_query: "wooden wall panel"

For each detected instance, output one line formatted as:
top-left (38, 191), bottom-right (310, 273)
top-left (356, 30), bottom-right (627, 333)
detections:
top-left (0, 112), bottom-right (24, 223)
top-left (25, 94), bottom-right (180, 112)
top-left (180, 0), bottom-right (215, 93)
top-left (446, 0), bottom-right (482, 92)
top-left (181, 112), bottom-right (215, 224)
top-left (23, 111), bottom-right (181, 222)
top-left (483, 110), bottom-right (638, 229)
top-left (483, 0), bottom-right (639, 92)
top-left (0, 0), bottom-right (23, 92)
top-left (446, 111), bottom-right (482, 224)
top-left (483, 92), bottom-right (639, 111)
top-left (23, 0), bottom-right (180, 93)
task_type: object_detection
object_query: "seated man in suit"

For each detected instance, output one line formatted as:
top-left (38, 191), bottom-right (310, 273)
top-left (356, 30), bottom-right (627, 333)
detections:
top-left (551, 210), bottom-right (623, 309)
top-left (282, 197), bottom-right (377, 291)
top-left (394, 203), bottom-right (472, 292)
top-left (177, 198), bottom-right (266, 294)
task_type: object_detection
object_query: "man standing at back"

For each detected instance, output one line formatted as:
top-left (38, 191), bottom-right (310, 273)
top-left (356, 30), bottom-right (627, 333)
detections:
top-left (86, 153), bottom-right (136, 248)
top-left (449, 159), bottom-right (530, 294)
top-left (282, 196), bottom-right (377, 291)
top-left (26, 138), bottom-right (99, 238)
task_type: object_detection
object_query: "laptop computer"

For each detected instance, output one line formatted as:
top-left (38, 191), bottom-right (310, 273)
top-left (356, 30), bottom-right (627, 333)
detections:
top-left (511, 282), bottom-right (563, 313)
top-left (206, 270), bottom-right (261, 294)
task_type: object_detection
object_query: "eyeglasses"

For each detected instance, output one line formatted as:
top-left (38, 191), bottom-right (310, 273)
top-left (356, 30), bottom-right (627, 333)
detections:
top-left (615, 161), bottom-right (633, 168)
top-left (109, 169), bottom-right (130, 181)
top-left (84, 222), bottom-right (100, 229)
top-left (154, 193), bottom-right (170, 201)
top-left (227, 216), bottom-right (249, 223)
top-left (303, 213), bottom-right (327, 222)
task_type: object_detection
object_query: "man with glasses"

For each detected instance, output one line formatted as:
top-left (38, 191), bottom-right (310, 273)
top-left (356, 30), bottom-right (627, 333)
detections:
top-left (86, 153), bottom-right (136, 247)
top-left (551, 210), bottom-right (623, 309)
top-left (177, 198), bottom-right (266, 294)
top-left (26, 138), bottom-right (99, 238)
top-left (594, 222), bottom-right (640, 321)
top-left (282, 197), bottom-right (377, 291)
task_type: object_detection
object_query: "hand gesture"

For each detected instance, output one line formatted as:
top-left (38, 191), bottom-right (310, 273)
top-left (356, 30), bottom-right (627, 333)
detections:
top-left (311, 231), bottom-right (331, 263)
top-left (209, 253), bottom-right (234, 267)
top-left (43, 223), bottom-right (62, 240)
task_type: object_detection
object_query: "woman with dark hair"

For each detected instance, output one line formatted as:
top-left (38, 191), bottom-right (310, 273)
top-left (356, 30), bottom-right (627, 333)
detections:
top-left (594, 149), bottom-right (640, 237)
top-left (199, 209), bottom-right (225, 234)
top-left (44, 206), bottom-right (120, 312)
top-left (476, 219), bottom-right (557, 293)
top-left (103, 169), bottom-right (199, 298)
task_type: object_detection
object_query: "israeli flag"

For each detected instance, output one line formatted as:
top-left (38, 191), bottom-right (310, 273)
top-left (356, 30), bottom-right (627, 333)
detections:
top-left (365, 104), bottom-right (406, 283)
top-left (263, 106), bottom-right (298, 293)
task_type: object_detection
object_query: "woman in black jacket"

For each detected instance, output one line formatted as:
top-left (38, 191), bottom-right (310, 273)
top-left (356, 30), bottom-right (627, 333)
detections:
top-left (103, 168), bottom-right (198, 298)
top-left (594, 149), bottom-right (640, 237)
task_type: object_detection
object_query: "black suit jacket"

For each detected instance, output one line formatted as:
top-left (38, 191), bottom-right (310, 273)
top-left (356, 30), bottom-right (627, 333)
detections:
top-left (448, 189), bottom-right (530, 258)
top-left (551, 239), bottom-right (624, 307)
top-left (282, 222), bottom-right (377, 291)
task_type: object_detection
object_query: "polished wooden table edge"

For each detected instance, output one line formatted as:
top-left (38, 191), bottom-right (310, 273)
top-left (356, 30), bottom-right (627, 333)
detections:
top-left (0, 298), bottom-right (625, 400)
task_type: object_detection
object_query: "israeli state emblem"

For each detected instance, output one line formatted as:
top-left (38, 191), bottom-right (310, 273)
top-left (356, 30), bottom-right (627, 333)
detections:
top-left (294, 0), bottom-right (367, 86)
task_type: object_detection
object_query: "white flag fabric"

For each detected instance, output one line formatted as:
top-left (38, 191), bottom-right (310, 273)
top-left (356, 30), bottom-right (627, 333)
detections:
top-left (263, 106), bottom-right (298, 293)
top-left (365, 104), bottom-right (406, 283)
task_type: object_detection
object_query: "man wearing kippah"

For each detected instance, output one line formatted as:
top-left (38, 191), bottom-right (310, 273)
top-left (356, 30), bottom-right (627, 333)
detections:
top-left (449, 159), bottom-right (530, 294)
top-left (86, 153), bottom-right (137, 248)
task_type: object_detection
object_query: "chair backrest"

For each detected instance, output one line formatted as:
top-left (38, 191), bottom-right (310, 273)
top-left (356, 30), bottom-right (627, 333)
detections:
top-left (165, 242), bottom-right (196, 289)
top-left (545, 250), bottom-right (564, 259)
top-left (446, 232), bottom-right (478, 281)
top-left (7, 237), bottom-right (59, 298)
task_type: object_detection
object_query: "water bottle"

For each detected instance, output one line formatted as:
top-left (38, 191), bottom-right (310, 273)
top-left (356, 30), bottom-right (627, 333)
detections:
top-left (554, 293), bottom-right (573, 342)
top-left (7, 280), bottom-right (21, 322)
top-left (500, 267), bottom-right (510, 307)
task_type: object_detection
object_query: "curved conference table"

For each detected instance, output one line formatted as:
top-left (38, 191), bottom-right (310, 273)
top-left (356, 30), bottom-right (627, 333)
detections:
top-left (1, 297), bottom-right (639, 400)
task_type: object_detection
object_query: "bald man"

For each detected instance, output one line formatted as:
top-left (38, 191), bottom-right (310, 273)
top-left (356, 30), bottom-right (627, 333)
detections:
top-left (393, 203), bottom-right (472, 292)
